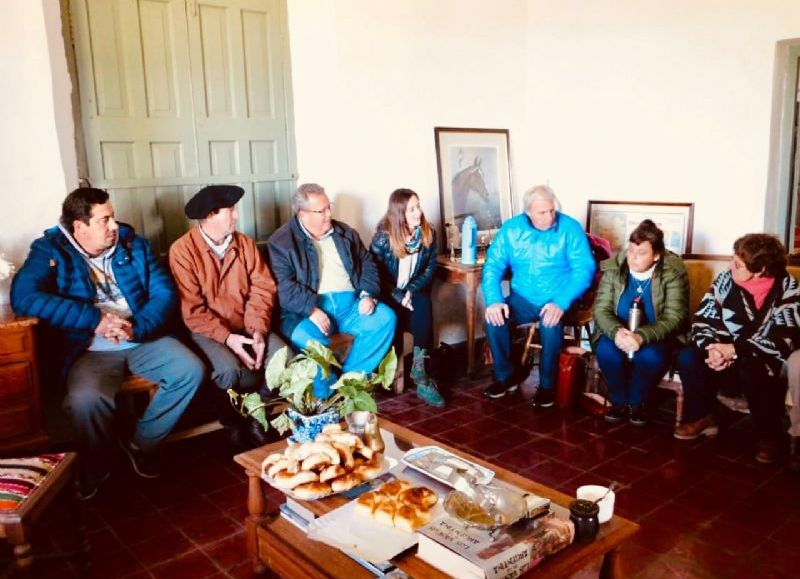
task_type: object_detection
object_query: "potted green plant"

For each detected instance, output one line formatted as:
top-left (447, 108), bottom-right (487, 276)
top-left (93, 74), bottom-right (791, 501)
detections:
top-left (228, 340), bottom-right (397, 443)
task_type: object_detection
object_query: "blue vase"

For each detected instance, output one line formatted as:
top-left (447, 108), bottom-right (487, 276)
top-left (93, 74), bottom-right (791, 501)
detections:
top-left (287, 407), bottom-right (341, 444)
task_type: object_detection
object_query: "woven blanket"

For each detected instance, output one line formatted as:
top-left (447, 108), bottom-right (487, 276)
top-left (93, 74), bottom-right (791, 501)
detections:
top-left (0, 453), bottom-right (65, 511)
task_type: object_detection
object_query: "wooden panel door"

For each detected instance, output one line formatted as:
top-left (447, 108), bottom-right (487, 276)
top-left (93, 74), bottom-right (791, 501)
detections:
top-left (186, 0), bottom-right (294, 241)
top-left (70, 0), bottom-right (296, 249)
top-left (72, 0), bottom-right (198, 252)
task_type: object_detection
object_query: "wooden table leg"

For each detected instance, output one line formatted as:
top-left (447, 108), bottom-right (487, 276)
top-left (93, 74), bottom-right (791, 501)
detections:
top-left (599, 546), bottom-right (621, 579)
top-left (245, 469), bottom-right (267, 575)
top-left (465, 271), bottom-right (479, 375)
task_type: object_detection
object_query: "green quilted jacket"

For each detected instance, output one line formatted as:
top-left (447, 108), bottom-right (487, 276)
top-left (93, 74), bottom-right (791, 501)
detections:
top-left (591, 250), bottom-right (690, 346)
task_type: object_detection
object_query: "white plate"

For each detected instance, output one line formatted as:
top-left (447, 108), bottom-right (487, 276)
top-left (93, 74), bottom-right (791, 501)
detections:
top-left (402, 446), bottom-right (494, 487)
top-left (262, 456), bottom-right (397, 501)
top-left (307, 494), bottom-right (444, 563)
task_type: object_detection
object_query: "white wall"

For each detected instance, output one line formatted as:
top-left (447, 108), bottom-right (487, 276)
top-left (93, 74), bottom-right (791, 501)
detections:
top-left (521, 0), bottom-right (800, 254)
top-left (288, 0), bottom-right (800, 252)
top-left (0, 1), bottom-right (75, 304)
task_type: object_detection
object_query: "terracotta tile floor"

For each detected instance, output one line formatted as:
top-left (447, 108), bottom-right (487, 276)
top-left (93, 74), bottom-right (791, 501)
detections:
top-left (3, 372), bottom-right (798, 578)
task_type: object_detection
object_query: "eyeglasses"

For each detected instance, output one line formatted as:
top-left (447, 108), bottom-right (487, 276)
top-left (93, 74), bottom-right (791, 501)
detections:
top-left (304, 204), bottom-right (333, 215)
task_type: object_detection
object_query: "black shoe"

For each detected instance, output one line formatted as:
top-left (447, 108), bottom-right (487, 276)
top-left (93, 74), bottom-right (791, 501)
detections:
top-left (605, 404), bottom-right (628, 424)
top-left (629, 405), bottom-right (648, 427)
top-left (78, 470), bottom-right (110, 501)
top-left (119, 440), bottom-right (161, 479)
top-left (532, 387), bottom-right (555, 408)
top-left (483, 377), bottom-right (519, 399)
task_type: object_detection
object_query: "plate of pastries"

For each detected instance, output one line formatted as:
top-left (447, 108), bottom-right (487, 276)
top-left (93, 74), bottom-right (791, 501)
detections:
top-left (354, 479), bottom-right (439, 533)
top-left (260, 423), bottom-right (389, 500)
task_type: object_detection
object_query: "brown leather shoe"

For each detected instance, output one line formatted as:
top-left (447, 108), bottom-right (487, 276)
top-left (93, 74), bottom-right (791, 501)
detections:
top-left (756, 439), bottom-right (779, 465)
top-left (674, 415), bottom-right (718, 440)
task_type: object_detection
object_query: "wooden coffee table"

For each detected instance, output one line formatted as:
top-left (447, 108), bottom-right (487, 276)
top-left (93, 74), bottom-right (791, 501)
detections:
top-left (234, 419), bottom-right (639, 578)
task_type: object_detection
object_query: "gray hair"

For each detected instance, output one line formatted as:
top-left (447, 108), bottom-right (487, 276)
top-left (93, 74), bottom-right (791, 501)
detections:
top-left (523, 185), bottom-right (560, 212)
top-left (292, 183), bottom-right (326, 213)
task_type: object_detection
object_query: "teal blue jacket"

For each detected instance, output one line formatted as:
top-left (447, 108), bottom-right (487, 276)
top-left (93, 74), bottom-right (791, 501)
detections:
top-left (481, 212), bottom-right (595, 310)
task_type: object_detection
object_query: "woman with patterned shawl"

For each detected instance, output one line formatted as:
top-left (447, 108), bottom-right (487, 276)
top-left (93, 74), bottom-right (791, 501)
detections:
top-left (674, 234), bottom-right (800, 464)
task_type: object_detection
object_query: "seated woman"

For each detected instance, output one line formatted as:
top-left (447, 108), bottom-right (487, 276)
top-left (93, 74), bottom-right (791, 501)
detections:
top-left (675, 234), bottom-right (800, 464)
top-left (592, 219), bottom-right (689, 426)
top-left (370, 189), bottom-right (444, 407)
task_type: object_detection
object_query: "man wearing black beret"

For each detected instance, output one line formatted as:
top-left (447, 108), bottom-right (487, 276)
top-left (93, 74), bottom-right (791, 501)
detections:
top-left (169, 185), bottom-right (286, 449)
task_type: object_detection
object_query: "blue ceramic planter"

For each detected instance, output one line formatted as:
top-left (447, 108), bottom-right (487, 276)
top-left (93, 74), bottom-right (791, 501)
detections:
top-left (287, 408), bottom-right (340, 444)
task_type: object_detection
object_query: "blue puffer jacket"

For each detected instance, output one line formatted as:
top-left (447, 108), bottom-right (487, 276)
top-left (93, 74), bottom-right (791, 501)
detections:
top-left (267, 216), bottom-right (380, 337)
top-left (10, 224), bottom-right (177, 383)
top-left (482, 212), bottom-right (595, 311)
top-left (369, 229), bottom-right (438, 304)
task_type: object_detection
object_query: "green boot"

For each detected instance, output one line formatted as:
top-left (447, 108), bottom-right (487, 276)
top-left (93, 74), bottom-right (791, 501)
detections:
top-left (411, 346), bottom-right (445, 407)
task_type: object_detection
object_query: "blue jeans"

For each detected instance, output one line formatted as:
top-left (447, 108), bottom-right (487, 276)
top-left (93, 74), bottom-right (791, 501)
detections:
top-left (387, 292), bottom-right (433, 353)
top-left (594, 335), bottom-right (672, 406)
top-left (484, 292), bottom-right (561, 389)
top-left (65, 336), bottom-right (203, 465)
top-left (285, 291), bottom-right (397, 397)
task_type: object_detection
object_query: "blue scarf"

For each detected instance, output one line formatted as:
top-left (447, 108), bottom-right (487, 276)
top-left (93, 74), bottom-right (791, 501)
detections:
top-left (405, 227), bottom-right (422, 254)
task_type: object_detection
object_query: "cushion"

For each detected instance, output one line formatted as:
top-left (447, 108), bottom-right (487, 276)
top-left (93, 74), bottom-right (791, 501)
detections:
top-left (0, 453), bottom-right (65, 511)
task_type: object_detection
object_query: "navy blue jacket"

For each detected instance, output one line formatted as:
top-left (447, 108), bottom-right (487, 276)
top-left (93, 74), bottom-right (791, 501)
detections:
top-left (267, 217), bottom-right (380, 337)
top-left (369, 229), bottom-right (438, 304)
top-left (11, 224), bottom-right (177, 384)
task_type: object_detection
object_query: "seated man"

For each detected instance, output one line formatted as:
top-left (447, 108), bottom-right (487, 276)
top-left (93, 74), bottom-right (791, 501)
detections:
top-left (169, 185), bottom-right (286, 449)
top-left (11, 187), bottom-right (203, 498)
top-left (267, 183), bottom-right (396, 397)
top-left (482, 185), bottom-right (595, 407)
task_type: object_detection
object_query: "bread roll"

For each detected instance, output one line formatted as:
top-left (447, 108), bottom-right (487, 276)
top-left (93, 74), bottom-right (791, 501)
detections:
top-left (353, 454), bottom-right (383, 480)
top-left (262, 452), bottom-right (285, 466)
top-left (319, 464), bottom-right (346, 483)
top-left (332, 442), bottom-right (355, 470)
top-left (267, 459), bottom-right (290, 478)
top-left (291, 442), bottom-right (340, 465)
top-left (272, 470), bottom-right (319, 490)
top-left (322, 422), bottom-right (344, 434)
top-left (326, 431), bottom-right (361, 448)
top-left (374, 498), bottom-right (396, 526)
top-left (379, 479), bottom-right (413, 499)
top-left (355, 445), bottom-right (375, 460)
top-left (330, 472), bottom-right (364, 493)
top-left (393, 504), bottom-right (432, 533)
top-left (292, 481), bottom-right (332, 500)
top-left (354, 490), bottom-right (385, 517)
top-left (301, 453), bottom-right (332, 472)
top-left (399, 486), bottom-right (438, 510)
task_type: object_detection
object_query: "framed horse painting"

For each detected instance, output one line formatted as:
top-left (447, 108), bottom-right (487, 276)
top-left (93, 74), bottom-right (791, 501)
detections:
top-left (434, 127), bottom-right (513, 249)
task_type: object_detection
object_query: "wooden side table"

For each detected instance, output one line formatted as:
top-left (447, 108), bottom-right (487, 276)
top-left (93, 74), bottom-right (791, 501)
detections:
top-left (436, 256), bottom-right (484, 375)
top-left (0, 306), bottom-right (47, 454)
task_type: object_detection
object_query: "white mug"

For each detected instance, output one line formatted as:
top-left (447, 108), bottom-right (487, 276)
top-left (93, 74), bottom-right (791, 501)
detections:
top-left (576, 485), bottom-right (615, 524)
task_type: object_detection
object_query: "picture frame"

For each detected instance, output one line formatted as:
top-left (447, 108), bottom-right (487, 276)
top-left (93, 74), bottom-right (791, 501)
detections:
top-left (586, 201), bottom-right (695, 255)
top-left (434, 127), bottom-right (513, 248)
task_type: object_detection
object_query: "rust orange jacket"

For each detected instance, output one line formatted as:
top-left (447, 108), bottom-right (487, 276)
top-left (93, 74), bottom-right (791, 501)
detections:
top-left (169, 227), bottom-right (276, 343)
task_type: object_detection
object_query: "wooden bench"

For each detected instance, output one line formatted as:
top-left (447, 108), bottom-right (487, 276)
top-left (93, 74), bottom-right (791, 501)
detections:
top-left (116, 375), bottom-right (224, 443)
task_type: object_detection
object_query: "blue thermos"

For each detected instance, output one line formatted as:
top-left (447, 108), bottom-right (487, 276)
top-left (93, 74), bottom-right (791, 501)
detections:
top-left (461, 216), bottom-right (477, 265)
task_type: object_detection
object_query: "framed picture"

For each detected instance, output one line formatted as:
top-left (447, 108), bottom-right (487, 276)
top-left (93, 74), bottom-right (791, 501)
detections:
top-left (434, 127), bottom-right (513, 246)
top-left (586, 201), bottom-right (695, 255)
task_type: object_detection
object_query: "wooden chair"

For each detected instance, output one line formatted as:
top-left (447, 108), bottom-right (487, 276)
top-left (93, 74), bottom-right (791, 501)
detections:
top-left (0, 452), bottom-right (88, 577)
top-left (521, 307), bottom-right (594, 367)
